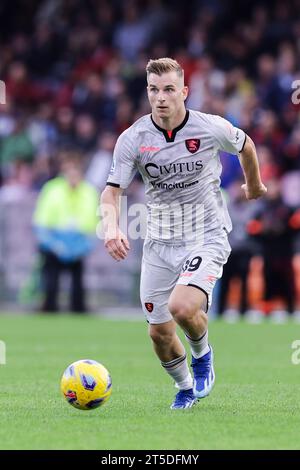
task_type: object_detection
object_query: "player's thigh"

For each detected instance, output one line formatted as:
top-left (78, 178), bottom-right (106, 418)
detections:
top-left (140, 244), bottom-right (178, 324)
top-left (168, 284), bottom-right (208, 315)
top-left (176, 236), bottom-right (231, 312)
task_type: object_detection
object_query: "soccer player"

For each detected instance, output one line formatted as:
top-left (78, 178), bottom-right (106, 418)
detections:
top-left (101, 58), bottom-right (267, 409)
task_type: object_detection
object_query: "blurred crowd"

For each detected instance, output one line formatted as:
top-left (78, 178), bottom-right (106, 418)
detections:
top-left (0, 0), bottom-right (299, 317)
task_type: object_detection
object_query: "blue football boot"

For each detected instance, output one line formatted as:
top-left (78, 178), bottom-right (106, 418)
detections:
top-left (170, 388), bottom-right (197, 409)
top-left (191, 345), bottom-right (215, 399)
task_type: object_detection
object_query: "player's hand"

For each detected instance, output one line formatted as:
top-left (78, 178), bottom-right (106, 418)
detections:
top-left (241, 183), bottom-right (267, 200)
top-left (104, 228), bottom-right (130, 261)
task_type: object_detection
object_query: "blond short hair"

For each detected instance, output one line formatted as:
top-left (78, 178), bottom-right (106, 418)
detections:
top-left (58, 149), bottom-right (83, 170)
top-left (146, 58), bottom-right (184, 79)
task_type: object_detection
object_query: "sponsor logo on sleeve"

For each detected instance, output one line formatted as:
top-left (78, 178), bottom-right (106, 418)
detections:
top-left (109, 157), bottom-right (116, 175)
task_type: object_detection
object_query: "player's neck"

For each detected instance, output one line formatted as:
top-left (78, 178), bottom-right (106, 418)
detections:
top-left (152, 107), bottom-right (187, 131)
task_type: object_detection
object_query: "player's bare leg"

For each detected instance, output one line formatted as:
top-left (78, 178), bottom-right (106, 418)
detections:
top-left (168, 285), bottom-right (208, 339)
top-left (148, 320), bottom-right (184, 362)
top-left (148, 320), bottom-right (196, 409)
top-left (168, 285), bottom-right (215, 399)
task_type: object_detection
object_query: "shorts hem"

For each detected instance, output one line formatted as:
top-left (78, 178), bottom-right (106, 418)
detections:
top-left (146, 317), bottom-right (173, 325)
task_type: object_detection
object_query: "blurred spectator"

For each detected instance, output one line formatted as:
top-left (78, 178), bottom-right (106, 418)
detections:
top-left (0, 99), bottom-right (16, 138)
top-left (33, 150), bottom-right (99, 313)
top-left (247, 179), bottom-right (300, 320)
top-left (54, 107), bottom-right (75, 148)
top-left (5, 61), bottom-right (51, 106)
top-left (219, 181), bottom-right (260, 320)
top-left (72, 73), bottom-right (116, 125)
top-left (27, 102), bottom-right (56, 155)
top-left (113, 2), bottom-right (153, 61)
top-left (85, 131), bottom-right (117, 190)
top-left (0, 114), bottom-right (35, 185)
top-left (251, 110), bottom-right (285, 165)
top-left (0, 114), bottom-right (34, 164)
top-left (73, 113), bottom-right (97, 152)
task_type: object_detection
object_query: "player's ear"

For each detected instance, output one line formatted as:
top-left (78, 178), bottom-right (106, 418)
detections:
top-left (182, 86), bottom-right (189, 101)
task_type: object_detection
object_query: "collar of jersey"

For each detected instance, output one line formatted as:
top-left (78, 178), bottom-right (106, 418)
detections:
top-left (151, 110), bottom-right (190, 143)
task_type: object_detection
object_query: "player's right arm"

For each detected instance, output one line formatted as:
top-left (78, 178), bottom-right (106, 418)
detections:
top-left (100, 185), bottom-right (130, 261)
top-left (101, 127), bottom-right (137, 261)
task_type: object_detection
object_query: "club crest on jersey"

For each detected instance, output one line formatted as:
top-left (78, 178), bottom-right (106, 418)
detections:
top-left (185, 139), bottom-right (200, 153)
top-left (145, 302), bottom-right (154, 312)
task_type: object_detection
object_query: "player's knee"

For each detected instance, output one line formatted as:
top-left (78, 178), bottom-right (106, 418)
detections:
top-left (168, 300), bottom-right (195, 324)
top-left (149, 326), bottom-right (174, 346)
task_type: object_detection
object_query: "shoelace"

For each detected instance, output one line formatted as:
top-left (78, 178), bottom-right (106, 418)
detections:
top-left (174, 389), bottom-right (194, 405)
top-left (192, 356), bottom-right (211, 377)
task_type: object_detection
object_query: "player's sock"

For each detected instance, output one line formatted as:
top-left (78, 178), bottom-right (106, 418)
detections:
top-left (161, 353), bottom-right (193, 390)
top-left (185, 330), bottom-right (209, 359)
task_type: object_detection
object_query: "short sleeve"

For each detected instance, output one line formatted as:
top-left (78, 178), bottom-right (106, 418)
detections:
top-left (106, 128), bottom-right (137, 189)
top-left (210, 115), bottom-right (247, 155)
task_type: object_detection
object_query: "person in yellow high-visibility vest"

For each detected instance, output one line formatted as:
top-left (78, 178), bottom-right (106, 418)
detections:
top-left (33, 151), bottom-right (99, 312)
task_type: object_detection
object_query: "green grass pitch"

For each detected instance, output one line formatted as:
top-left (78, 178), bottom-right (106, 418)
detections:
top-left (0, 313), bottom-right (300, 450)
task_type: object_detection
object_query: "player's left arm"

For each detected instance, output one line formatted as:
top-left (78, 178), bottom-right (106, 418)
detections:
top-left (209, 114), bottom-right (267, 200)
top-left (238, 135), bottom-right (267, 200)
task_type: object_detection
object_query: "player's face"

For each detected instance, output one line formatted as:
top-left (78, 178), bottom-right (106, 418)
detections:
top-left (61, 162), bottom-right (82, 187)
top-left (147, 71), bottom-right (188, 120)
